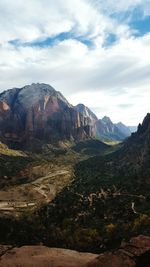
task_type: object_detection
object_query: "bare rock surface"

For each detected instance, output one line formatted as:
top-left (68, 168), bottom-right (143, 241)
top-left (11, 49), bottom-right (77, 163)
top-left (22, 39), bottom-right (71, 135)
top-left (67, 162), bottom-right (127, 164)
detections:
top-left (0, 236), bottom-right (149, 267)
top-left (0, 246), bottom-right (97, 267)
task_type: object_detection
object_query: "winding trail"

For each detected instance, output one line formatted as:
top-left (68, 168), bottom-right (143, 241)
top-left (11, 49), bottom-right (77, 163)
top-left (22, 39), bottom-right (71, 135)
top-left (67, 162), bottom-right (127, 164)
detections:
top-left (0, 170), bottom-right (70, 212)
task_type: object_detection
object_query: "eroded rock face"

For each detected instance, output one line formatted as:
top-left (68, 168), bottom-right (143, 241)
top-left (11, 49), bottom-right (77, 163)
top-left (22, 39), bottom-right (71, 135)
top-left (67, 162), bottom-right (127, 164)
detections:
top-left (0, 83), bottom-right (95, 146)
top-left (75, 104), bottom-right (98, 125)
top-left (85, 235), bottom-right (150, 267)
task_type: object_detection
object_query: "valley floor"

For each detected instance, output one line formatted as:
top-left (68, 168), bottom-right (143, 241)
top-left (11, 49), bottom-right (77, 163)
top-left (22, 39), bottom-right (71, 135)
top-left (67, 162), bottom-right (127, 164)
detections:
top-left (0, 168), bottom-right (71, 214)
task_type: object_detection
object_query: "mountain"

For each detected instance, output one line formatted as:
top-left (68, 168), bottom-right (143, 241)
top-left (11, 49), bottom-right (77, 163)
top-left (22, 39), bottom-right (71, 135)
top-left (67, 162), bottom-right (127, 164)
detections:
top-left (74, 106), bottom-right (131, 142)
top-left (120, 113), bottom-right (150, 174)
top-left (0, 83), bottom-right (95, 147)
top-left (116, 122), bottom-right (138, 136)
top-left (115, 122), bottom-right (131, 137)
top-left (96, 116), bottom-right (127, 141)
top-left (75, 104), bottom-right (98, 124)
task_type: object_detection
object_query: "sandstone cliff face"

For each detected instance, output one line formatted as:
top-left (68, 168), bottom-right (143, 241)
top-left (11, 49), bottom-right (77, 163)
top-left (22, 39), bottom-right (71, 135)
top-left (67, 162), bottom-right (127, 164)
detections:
top-left (75, 104), bottom-right (97, 139)
top-left (75, 104), bottom-right (98, 124)
top-left (0, 84), bottom-right (95, 146)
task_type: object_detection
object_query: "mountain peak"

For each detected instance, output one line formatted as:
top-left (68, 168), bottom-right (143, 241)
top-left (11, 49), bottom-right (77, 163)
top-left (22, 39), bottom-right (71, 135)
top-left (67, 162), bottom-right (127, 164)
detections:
top-left (117, 122), bottom-right (124, 126)
top-left (137, 113), bottom-right (150, 135)
top-left (75, 103), bottom-right (98, 122)
top-left (0, 83), bottom-right (70, 109)
top-left (115, 121), bottom-right (131, 137)
top-left (102, 116), bottom-right (112, 124)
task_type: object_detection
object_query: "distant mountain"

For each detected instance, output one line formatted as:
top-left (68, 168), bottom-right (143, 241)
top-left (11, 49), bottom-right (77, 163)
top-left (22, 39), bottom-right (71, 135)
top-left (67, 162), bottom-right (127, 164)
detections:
top-left (74, 106), bottom-right (131, 142)
top-left (115, 122), bottom-right (131, 137)
top-left (96, 116), bottom-right (127, 141)
top-left (0, 83), bottom-right (95, 147)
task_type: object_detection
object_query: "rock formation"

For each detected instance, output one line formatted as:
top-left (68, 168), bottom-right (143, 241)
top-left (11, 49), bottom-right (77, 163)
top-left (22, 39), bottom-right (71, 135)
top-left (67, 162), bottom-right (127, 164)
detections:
top-left (0, 84), bottom-right (95, 147)
top-left (0, 236), bottom-right (149, 267)
top-left (0, 246), bottom-right (97, 267)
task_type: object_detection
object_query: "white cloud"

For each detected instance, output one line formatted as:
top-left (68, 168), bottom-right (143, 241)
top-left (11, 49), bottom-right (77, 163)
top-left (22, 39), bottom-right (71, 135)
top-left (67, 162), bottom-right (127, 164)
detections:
top-left (93, 0), bottom-right (150, 15)
top-left (0, 0), bottom-right (150, 125)
top-left (0, 0), bottom-right (115, 44)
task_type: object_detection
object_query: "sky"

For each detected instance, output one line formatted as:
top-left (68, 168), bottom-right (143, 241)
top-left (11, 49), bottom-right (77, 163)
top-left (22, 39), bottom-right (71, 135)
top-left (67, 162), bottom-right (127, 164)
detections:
top-left (0, 0), bottom-right (150, 125)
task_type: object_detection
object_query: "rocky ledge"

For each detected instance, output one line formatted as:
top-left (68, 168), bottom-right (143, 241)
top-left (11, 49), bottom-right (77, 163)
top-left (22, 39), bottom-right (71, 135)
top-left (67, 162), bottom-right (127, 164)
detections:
top-left (0, 246), bottom-right (97, 267)
top-left (0, 235), bottom-right (149, 267)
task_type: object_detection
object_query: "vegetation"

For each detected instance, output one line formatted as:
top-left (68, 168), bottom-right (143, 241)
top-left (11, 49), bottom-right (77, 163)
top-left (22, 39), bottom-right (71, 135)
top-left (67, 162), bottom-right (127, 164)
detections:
top-left (0, 141), bottom-right (149, 253)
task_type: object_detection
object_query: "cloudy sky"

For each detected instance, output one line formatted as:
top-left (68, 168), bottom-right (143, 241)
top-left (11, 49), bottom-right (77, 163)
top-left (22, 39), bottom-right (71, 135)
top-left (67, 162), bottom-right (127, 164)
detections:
top-left (0, 0), bottom-right (150, 125)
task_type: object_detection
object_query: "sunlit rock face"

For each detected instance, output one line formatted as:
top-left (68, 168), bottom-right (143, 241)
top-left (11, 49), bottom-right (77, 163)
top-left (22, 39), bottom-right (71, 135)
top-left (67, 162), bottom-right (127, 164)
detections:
top-left (0, 83), bottom-right (95, 146)
top-left (75, 103), bottom-right (97, 137)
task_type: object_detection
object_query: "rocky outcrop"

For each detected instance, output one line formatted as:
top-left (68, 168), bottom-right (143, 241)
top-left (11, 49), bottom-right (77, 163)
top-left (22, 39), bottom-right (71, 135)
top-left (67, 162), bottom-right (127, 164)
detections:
top-left (85, 235), bottom-right (150, 267)
top-left (0, 236), bottom-right (149, 267)
top-left (0, 246), bottom-right (97, 267)
top-left (0, 84), bottom-right (95, 147)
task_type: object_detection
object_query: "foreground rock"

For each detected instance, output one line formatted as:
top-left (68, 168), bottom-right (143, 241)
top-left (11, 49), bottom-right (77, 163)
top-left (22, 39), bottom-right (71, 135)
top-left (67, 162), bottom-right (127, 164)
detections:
top-left (85, 235), bottom-right (150, 267)
top-left (0, 236), bottom-right (149, 267)
top-left (0, 246), bottom-right (97, 267)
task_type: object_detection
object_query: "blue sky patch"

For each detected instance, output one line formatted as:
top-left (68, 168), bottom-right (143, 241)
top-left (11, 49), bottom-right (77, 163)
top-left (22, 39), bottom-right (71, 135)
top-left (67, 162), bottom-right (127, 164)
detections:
top-left (130, 15), bottom-right (150, 36)
top-left (110, 6), bottom-right (150, 37)
top-left (103, 33), bottom-right (117, 48)
top-left (9, 39), bottom-right (20, 46)
top-left (8, 31), bottom-right (94, 48)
